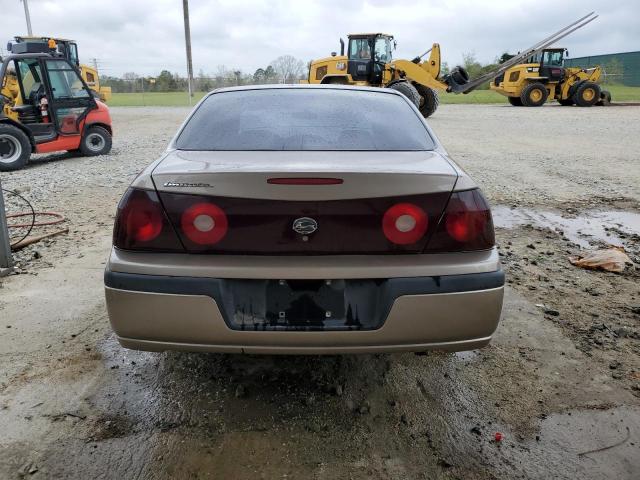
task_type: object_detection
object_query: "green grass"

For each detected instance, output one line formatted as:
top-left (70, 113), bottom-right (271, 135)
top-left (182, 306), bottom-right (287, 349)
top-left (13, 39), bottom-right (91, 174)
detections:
top-left (109, 84), bottom-right (640, 107)
top-left (108, 91), bottom-right (207, 107)
top-left (438, 89), bottom-right (506, 104)
top-left (600, 84), bottom-right (640, 102)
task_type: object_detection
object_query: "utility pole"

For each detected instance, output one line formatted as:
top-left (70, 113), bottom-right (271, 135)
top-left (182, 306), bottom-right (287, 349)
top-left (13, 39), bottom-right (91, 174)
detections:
top-left (140, 77), bottom-right (146, 107)
top-left (182, 0), bottom-right (194, 105)
top-left (20, 0), bottom-right (33, 36)
top-left (0, 179), bottom-right (14, 276)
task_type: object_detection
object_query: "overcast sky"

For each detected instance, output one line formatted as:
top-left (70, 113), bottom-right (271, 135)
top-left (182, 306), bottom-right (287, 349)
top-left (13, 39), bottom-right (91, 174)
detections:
top-left (2, 0), bottom-right (638, 77)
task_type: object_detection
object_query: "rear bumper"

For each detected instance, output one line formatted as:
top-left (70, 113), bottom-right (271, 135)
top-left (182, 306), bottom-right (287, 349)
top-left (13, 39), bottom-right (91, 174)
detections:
top-left (104, 264), bottom-right (504, 354)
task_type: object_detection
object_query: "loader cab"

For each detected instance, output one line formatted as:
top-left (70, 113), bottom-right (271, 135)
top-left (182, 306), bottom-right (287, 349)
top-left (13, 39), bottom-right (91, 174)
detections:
top-left (539, 48), bottom-right (566, 81)
top-left (347, 34), bottom-right (393, 85)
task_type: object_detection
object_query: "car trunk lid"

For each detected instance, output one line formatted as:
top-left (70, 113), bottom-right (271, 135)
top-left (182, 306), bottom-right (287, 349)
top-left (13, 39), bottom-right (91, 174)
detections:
top-left (151, 150), bottom-right (458, 254)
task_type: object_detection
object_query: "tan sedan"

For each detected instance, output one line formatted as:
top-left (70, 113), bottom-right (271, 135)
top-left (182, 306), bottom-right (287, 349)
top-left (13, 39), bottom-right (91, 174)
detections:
top-left (104, 85), bottom-right (504, 354)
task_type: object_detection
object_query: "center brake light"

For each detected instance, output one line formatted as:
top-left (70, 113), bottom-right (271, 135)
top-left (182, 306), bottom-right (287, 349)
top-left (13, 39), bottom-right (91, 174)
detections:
top-left (267, 177), bottom-right (344, 185)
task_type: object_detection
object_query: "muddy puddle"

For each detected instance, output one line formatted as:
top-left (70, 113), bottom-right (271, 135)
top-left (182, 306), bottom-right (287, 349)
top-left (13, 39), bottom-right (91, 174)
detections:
top-left (492, 206), bottom-right (640, 248)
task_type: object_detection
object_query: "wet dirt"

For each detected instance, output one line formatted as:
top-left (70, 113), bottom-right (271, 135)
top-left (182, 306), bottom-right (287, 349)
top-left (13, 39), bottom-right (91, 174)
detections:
top-left (493, 206), bottom-right (640, 249)
top-left (1, 105), bottom-right (639, 479)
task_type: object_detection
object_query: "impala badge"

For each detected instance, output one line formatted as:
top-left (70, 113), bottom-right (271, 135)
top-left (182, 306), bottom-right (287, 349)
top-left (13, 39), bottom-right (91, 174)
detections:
top-left (292, 217), bottom-right (318, 235)
top-left (163, 182), bottom-right (212, 188)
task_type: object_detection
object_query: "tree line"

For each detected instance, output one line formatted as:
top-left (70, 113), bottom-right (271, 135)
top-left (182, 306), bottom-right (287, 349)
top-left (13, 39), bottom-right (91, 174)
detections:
top-left (102, 50), bottom-right (626, 94)
top-left (102, 55), bottom-right (308, 93)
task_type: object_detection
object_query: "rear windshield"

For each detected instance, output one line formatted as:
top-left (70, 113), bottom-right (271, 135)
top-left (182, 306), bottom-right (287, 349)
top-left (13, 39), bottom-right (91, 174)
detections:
top-left (175, 89), bottom-right (435, 151)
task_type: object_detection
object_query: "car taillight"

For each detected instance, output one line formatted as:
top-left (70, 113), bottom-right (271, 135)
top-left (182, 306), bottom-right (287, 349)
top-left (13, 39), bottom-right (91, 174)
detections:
top-left (113, 188), bottom-right (184, 251)
top-left (181, 202), bottom-right (228, 245)
top-left (425, 189), bottom-right (495, 252)
top-left (382, 203), bottom-right (429, 245)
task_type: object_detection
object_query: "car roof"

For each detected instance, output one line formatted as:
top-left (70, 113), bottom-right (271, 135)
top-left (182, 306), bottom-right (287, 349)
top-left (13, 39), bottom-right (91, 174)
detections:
top-left (208, 83), bottom-right (403, 97)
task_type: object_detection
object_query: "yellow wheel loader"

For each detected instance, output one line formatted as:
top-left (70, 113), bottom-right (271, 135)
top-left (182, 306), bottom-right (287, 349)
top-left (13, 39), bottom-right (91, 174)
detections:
top-left (9, 36), bottom-right (111, 102)
top-left (307, 33), bottom-right (468, 117)
top-left (490, 47), bottom-right (610, 107)
top-left (306, 12), bottom-right (600, 117)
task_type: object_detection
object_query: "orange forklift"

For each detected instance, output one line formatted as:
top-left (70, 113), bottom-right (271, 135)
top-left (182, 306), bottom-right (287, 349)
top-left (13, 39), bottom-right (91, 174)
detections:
top-left (0, 39), bottom-right (112, 171)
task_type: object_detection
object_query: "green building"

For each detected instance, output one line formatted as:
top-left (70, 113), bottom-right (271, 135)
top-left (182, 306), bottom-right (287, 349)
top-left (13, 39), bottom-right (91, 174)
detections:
top-left (564, 51), bottom-right (640, 86)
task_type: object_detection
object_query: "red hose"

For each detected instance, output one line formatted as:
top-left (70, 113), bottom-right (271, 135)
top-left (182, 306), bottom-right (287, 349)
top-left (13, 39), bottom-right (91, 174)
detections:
top-left (7, 211), bottom-right (65, 228)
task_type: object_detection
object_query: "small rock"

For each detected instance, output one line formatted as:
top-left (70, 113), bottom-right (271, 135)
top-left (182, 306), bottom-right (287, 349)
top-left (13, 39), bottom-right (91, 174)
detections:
top-left (470, 425), bottom-right (482, 435)
top-left (32, 250), bottom-right (41, 259)
top-left (334, 385), bottom-right (343, 397)
top-left (614, 327), bottom-right (630, 338)
top-left (612, 372), bottom-right (624, 380)
top-left (526, 244), bottom-right (536, 250)
top-left (609, 361), bottom-right (621, 370)
top-left (593, 337), bottom-right (604, 346)
top-left (544, 309), bottom-right (560, 317)
top-left (17, 461), bottom-right (38, 476)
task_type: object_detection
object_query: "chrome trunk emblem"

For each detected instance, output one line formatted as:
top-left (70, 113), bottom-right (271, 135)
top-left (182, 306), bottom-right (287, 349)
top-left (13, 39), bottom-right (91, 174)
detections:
top-left (292, 217), bottom-right (318, 235)
top-left (163, 182), bottom-right (212, 188)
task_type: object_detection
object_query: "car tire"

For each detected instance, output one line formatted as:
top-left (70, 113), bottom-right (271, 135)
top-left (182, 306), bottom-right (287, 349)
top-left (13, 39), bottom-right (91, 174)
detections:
top-left (387, 81), bottom-right (421, 109)
top-left (0, 123), bottom-right (31, 171)
top-left (573, 81), bottom-right (601, 107)
top-left (521, 83), bottom-right (548, 107)
top-left (413, 83), bottom-right (439, 118)
top-left (508, 96), bottom-right (523, 106)
top-left (558, 98), bottom-right (574, 106)
top-left (79, 125), bottom-right (112, 156)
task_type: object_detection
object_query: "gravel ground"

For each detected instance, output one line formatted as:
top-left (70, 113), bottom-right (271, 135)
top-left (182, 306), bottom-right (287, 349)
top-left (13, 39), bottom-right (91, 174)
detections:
top-left (1, 104), bottom-right (639, 479)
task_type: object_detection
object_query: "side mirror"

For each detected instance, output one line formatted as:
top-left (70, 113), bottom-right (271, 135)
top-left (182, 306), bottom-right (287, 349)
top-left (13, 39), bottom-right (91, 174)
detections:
top-left (393, 40), bottom-right (397, 50)
top-left (565, 50), bottom-right (570, 58)
top-left (331, 52), bottom-right (337, 57)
